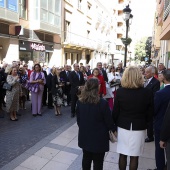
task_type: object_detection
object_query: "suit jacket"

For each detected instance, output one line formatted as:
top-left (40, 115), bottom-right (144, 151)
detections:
top-left (60, 70), bottom-right (70, 83)
top-left (154, 85), bottom-right (170, 131)
top-left (69, 71), bottom-right (85, 94)
top-left (46, 73), bottom-right (53, 91)
top-left (112, 87), bottom-right (153, 130)
top-left (160, 101), bottom-right (170, 142)
top-left (145, 77), bottom-right (160, 96)
top-left (101, 69), bottom-right (108, 82)
top-left (76, 98), bottom-right (116, 153)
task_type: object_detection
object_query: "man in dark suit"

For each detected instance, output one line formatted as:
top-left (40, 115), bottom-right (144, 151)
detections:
top-left (153, 70), bottom-right (170, 170)
top-left (60, 64), bottom-right (71, 106)
top-left (144, 66), bottom-right (160, 143)
top-left (46, 68), bottom-right (55, 109)
top-left (97, 62), bottom-right (108, 82)
top-left (69, 63), bottom-right (85, 118)
top-left (160, 101), bottom-right (170, 170)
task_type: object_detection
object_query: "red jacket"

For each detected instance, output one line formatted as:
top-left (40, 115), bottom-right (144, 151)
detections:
top-left (88, 75), bottom-right (106, 95)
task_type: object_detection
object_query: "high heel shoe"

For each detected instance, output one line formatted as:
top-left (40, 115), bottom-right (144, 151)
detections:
top-left (10, 118), bottom-right (15, 121)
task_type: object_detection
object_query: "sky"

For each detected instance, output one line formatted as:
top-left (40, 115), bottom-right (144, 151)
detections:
top-left (130, 0), bottom-right (156, 41)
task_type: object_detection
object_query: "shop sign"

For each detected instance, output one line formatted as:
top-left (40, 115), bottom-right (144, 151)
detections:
top-left (30, 43), bottom-right (45, 51)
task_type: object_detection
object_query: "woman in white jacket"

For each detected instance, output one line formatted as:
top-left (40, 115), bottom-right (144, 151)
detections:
top-left (106, 66), bottom-right (121, 110)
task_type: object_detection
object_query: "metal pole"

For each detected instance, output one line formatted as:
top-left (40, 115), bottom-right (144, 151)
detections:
top-left (124, 19), bottom-right (129, 68)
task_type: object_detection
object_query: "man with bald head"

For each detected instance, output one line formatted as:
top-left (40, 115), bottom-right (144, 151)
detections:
top-left (144, 66), bottom-right (160, 143)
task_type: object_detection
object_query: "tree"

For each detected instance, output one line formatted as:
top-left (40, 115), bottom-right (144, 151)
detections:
top-left (134, 37), bottom-right (147, 61)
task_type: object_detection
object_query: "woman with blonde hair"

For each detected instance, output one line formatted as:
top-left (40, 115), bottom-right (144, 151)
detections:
top-left (112, 66), bottom-right (153, 170)
top-left (6, 66), bottom-right (20, 121)
top-left (51, 67), bottom-right (64, 116)
top-left (77, 78), bottom-right (116, 170)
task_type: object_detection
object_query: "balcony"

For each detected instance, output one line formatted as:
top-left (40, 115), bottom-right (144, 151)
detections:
top-left (0, 7), bottom-right (19, 23)
top-left (117, 27), bottom-right (124, 34)
top-left (29, 11), bottom-right (61, 34)
top-left (62, 31), bottom-right (96, 50)
top-left (117, 3), bottom-right (124, 10)
top-left (116, 39), bottom-right (123, 46)
top-left (117, 15), bottom-right (124, 23)
top-left (97, 39), bottom-right (102, 50)
top-left (96, 12), bottom-right (102, 24)
top-left (158, 0), bottom-right (164, 16)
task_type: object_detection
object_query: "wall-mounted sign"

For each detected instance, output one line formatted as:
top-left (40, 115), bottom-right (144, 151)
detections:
top-left (7, 0), bottom-right (18, 12)
top-left (0, 0), bottom-right (5, 7)
top-left (30, 43), bottom-right (46, 51)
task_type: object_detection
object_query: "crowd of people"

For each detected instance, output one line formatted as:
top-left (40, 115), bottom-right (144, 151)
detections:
top-left (0, 60), bottom-right (170, 170)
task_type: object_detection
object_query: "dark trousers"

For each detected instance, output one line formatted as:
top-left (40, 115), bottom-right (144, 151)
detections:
top-left (48, 91), bottom-right (53, 107)
top-left (147, 119), bottom-right (154, 139)
top-left (167, 142), bottom-right (170, 170)
top-left (64, 85), bottom-right (71, 105)
top-left (82, 150), bottom-right (105, 170)
top-left (43, 85), bottom-right (47, 105)
top-left (71, 93), bottom-right (78, 114)
top-left (155, 130), bottom-right (166, 170)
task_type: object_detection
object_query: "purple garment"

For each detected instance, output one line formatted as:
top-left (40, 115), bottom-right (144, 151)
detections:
top-left (29, 72), bottom-right (46, 91)
top-left (31, 90), bottom-right (43, 115)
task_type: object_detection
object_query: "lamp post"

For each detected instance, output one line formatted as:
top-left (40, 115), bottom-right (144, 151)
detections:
top-left (123, 5), bottom-right (133, 68)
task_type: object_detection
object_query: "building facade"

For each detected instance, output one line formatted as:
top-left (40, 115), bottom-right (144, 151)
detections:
top-left (152, 0), bottom-right (170, 68)
top-left (61, 0), bottom-right (129, 67)
top-left (0, 0), bottom-right (62, 67)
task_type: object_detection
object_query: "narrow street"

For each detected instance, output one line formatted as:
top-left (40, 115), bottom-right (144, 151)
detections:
top-left (0, 103), bottom-right (75, 169)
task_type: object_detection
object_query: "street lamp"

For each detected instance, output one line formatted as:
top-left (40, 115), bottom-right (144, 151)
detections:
top-left (123, 5), bottom-right (133, 68)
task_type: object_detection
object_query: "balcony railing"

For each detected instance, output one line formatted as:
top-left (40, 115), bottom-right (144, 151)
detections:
top-left (62, 31), bottom-right (96, 49)
top-left (97, 12), bottom-right (102, 23)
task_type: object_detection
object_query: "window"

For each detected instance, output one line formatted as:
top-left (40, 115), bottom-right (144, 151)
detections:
top-left (78, 0), bottom-right (82, 10)
top-left (87, 3), bottom-right (91, 15)
top-left (40, 0), bottom-right (61, 26)
top-left (19, 0), bottom-right (26, 19)
top-left (64, 21), bottom-right (71, 41)
top-left (0, 0), bottom-right (18, 12)
top-left (87, 30), bottom-right (90, 38)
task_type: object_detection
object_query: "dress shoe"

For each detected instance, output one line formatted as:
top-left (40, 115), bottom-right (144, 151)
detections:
top-left (33, 114), bottom-right (37, 117)
top-left (37, 114), bottom-right (42, 116)
top-left (10, 118), bottom-right (16, 121)
top-left (145, 137), bottom-right (154, 143)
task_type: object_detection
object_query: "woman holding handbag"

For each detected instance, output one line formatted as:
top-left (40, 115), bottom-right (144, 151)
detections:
top-left (51, 67), bottom-right (63, 116)
top-left (29, 64), bottom-right (46, 116)
top-left (107, 66), bottom-right (121, 110)
top-left (18, 67), bottom-right (28, 109)
top-left (76, 78), bottom-right (116, 170)
top-left (6, 66), bottom-right (20, 121)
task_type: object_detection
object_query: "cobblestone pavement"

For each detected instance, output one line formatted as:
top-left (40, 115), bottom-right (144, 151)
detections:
top-left (1, 122), bottom-right (156, 170)
top-left (0, 102), bottom-right (75, 169)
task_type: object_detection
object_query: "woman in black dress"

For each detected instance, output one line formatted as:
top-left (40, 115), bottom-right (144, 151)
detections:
top-left (51, 67), bottom-right (63, 116)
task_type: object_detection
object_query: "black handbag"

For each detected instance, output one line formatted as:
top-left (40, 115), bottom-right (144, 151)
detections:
top-left (110, 79), bottom-right (121, 88)
top-left (3, 82), bottom-right (12, 91)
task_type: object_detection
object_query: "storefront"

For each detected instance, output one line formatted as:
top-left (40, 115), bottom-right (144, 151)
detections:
top-left (19, 40), bottom-right (54, 64)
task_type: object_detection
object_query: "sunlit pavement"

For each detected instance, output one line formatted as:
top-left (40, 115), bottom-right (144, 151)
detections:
top-left (0, 121), bottom-right (156, 170)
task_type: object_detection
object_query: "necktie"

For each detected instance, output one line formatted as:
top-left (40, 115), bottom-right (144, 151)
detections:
top-left (76, 72), bottom-right (80, 80)
top-left (66, 71), bottom-right (69, 77)
top-left (144, 80), bottom-right (148, 88)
